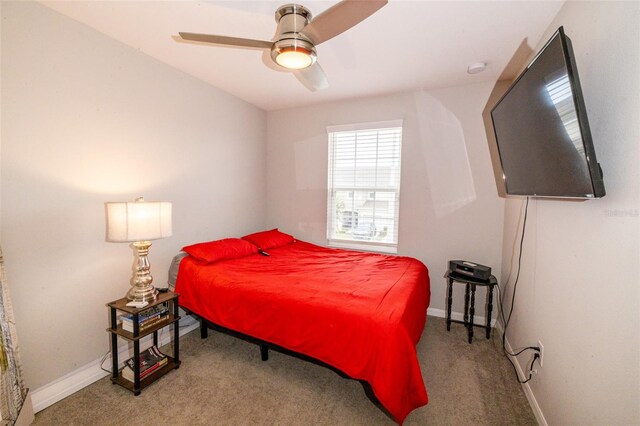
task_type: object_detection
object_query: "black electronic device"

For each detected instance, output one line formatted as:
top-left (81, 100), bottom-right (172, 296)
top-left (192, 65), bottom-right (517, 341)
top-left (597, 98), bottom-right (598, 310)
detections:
top-left (490, 26), bottom-right (605, 199)
top-left (449, 260), bottom-right (492, 281)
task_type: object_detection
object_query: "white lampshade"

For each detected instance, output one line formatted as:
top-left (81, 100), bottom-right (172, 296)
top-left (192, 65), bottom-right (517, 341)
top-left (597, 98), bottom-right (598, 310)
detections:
top-left (105, 198), bottom-right (172, 242)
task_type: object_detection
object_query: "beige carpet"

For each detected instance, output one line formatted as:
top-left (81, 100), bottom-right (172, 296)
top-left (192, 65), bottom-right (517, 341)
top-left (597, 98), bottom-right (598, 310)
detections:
top-left (33, 316), bottom-right (536, 425)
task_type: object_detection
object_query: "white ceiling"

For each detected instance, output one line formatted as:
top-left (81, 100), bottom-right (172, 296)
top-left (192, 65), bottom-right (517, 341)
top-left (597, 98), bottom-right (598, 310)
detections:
top-left (40, 1), bottom-right (565, 111)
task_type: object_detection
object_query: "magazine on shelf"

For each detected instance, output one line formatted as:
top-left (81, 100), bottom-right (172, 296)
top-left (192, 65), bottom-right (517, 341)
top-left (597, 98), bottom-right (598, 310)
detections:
top-left (121, 345), bottom-right (168, 383)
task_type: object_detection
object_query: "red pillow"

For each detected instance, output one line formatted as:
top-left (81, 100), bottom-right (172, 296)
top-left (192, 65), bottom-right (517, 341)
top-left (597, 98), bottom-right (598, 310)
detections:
top-left (241, 229), bottom-right (295, 250)
top-left (182, 238), bottom-right (258, 263)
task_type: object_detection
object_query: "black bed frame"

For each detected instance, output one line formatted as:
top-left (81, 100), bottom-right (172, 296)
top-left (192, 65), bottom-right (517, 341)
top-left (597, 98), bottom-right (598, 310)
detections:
top-left (181, 307), bottom-right (387, 417)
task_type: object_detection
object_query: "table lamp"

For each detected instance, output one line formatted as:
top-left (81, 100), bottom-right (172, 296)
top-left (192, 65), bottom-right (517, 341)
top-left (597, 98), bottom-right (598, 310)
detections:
top-left (105, 197), bottom-right (172, 302)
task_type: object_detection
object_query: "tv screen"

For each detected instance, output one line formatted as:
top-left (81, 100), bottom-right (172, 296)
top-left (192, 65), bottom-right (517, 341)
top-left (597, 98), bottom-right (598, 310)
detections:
top-left (491, 27), bottom-right (605, 198)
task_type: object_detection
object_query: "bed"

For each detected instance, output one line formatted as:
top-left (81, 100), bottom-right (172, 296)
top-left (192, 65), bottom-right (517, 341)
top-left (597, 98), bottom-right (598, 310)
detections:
top-left (170, 230), bottom-right (430, 423)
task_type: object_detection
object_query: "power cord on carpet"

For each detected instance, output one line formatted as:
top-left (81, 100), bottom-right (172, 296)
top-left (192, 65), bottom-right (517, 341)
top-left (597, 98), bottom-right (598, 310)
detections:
top-left (496, 196), bottom-right (541, 384)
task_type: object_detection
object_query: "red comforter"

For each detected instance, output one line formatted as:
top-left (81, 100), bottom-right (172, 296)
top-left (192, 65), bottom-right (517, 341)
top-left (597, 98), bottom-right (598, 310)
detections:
top-left (175, 240), bottom-right (430, 423)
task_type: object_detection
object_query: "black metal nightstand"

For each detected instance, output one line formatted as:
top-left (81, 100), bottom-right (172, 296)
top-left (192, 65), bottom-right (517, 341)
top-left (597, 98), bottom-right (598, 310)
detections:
top-left (107, 290), bottom-right (181, 395)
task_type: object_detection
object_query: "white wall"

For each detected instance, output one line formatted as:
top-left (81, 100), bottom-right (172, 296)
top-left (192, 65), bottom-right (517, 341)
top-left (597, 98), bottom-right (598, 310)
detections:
top-left (1, 2), bottom-right (266, 390)
top-left (500, 2), bottom-right (640, 423)
top-left (266, 84), bottom-right (505, 317)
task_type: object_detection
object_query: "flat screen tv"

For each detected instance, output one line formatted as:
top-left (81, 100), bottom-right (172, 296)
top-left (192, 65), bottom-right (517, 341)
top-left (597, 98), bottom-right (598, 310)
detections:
top-left (491, 27), bottom-right (605, 198)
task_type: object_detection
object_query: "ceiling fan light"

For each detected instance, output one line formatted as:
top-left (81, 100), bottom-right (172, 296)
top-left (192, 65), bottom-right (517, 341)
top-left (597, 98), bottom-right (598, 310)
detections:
top-left (276, 47), bottom-right (315, 69)
top-left (271, 39), bottom-right (317, 70)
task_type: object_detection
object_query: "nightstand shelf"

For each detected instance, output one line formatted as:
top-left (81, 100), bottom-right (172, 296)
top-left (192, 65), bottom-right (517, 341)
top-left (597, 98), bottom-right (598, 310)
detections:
top-left (107, 290), bottom-right (181, 395)
top-left (110, 356), bottom-right (179, 393)
top-left (107, 313), bottom-right (180, 341)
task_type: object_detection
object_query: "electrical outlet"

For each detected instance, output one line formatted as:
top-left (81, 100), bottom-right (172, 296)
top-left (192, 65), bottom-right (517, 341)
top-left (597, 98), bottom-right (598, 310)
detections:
top-left (537, 340), bottom-right (544, 367)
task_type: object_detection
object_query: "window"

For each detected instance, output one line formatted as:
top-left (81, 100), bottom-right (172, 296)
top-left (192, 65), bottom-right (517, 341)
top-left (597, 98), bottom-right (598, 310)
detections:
top-left (326, 120), bottom-right (403, 253)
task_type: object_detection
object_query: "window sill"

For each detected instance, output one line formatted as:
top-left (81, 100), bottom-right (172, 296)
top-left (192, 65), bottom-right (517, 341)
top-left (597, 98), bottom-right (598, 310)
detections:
top-left (327, 240), bottom-right (397, 254)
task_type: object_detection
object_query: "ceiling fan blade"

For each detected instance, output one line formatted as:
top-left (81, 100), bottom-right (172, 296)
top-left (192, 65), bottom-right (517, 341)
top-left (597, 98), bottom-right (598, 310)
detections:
top-left (294, 62), bottom-right (329, 92)
top-left (178, 32), bottom-right (272, 49)
top-left (301, 0), bottom-right (387, 45)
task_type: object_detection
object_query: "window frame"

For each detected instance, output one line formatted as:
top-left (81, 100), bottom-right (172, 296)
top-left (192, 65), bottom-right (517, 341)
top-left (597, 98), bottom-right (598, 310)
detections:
top-left (326, 119), bottom-right (403, 254)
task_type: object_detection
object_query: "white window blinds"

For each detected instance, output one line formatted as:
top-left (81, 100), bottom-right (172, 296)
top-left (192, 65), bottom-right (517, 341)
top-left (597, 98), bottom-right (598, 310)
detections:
top-left (326, 120), bottom-right (403, 253)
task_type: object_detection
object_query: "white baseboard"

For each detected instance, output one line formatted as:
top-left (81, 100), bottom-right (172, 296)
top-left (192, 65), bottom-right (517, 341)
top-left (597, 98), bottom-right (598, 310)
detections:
top-left (495, 322), bottom-right (547, 426)
top-left (427, 307), bottom-right (497, 327)
top-left (30, 317), bottom-right (199, 414)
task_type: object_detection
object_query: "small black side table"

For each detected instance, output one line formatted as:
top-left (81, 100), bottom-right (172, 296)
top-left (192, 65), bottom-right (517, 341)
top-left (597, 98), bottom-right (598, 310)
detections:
top-left (445, 270), bottom-right (498, 343)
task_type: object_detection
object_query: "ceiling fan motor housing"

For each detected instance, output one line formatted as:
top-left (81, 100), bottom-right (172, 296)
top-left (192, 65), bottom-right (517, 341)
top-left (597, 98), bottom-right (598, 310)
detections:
top-left (275, 4), bottom-right (312, 31)
top-left (270, 4), bottom-right (317, 69)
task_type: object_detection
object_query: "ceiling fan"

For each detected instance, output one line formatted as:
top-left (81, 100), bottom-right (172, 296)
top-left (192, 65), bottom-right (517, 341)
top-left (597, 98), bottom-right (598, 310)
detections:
top-left (178, 0), bottom-right (388, 91)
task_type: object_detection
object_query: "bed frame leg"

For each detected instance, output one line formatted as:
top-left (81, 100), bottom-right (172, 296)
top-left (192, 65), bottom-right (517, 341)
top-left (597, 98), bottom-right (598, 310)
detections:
top-left (200, 318), bottom-right (208, 339)
top-left (260, 344), bottom-right (269, 361)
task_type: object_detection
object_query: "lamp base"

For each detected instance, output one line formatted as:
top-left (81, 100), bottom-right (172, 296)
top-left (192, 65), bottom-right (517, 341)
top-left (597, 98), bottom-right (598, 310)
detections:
top-left (127, 241), bottom-right (159, 303)
top-left (127, 285), bottom-right (158, 303)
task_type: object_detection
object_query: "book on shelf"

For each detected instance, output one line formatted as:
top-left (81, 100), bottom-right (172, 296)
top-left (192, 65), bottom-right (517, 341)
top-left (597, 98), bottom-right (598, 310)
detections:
top-left (121, 311), bottom-right (170, 333)
top-left (121, 345), bottom-right (168, 383)
top-left (122, 357), bottom-right (168, 382)
top-left (121, 303), bottom-right (169, 322)
top-left (120, 303), bottom-right (170, 332)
